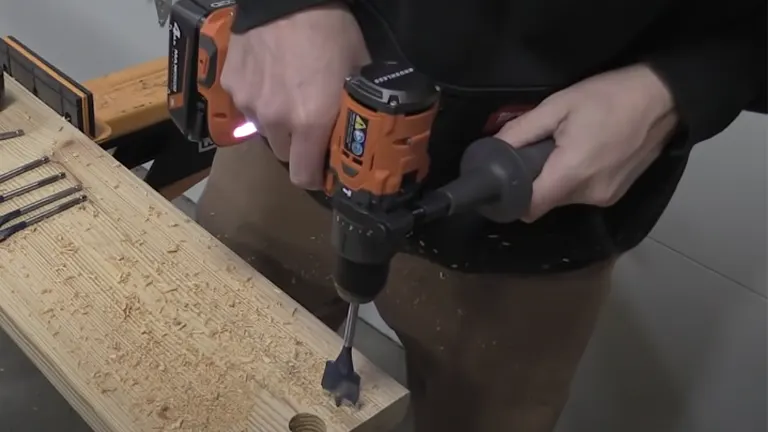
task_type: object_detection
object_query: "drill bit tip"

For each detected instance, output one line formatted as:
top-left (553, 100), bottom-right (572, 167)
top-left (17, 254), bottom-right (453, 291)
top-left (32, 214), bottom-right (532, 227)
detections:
top-left (320, 302), bottom-right (362, 406)
top-left (321, 346), bottom-right (361, 406)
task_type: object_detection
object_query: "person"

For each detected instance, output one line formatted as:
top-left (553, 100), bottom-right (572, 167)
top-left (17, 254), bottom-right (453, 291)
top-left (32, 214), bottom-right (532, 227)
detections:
top-left (197, 0), bottom-right (766, 430)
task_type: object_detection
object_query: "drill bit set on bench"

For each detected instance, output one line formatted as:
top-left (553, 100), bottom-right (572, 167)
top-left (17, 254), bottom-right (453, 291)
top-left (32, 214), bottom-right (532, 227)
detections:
top-left (0, 156), bottom-right (88, 243)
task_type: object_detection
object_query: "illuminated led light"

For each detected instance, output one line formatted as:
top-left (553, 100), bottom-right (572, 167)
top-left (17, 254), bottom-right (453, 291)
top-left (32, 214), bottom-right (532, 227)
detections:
top-left (233, 121), bottom-right (257, 138)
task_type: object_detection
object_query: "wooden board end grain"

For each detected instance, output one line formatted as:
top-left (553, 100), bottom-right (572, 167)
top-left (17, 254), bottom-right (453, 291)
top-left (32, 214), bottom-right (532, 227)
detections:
top-left (0, 75), bottom-right (409, 432)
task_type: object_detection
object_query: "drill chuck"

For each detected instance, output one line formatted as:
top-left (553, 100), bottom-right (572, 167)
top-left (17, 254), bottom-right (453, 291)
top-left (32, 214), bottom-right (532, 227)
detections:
top-left (333, 256), bottom-right (390, 304)
top-left (329, 203), bottom-right (411, 303)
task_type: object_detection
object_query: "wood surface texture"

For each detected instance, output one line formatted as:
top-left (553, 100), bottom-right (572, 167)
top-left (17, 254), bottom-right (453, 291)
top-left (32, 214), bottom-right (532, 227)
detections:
top-left (0, 76), bottom-right (408, 431)
top-left (85, 58), bottom-right (169, 141)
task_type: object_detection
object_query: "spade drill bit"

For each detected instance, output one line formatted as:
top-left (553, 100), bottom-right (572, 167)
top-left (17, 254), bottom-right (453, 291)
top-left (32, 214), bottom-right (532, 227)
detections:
top-left (0, 185), bottom-right (82, 228)
top-left (321, 302), bottom-right (362, 406)
top-left (0, 172), bottom-right (66, 204)
top-left (0, 195), bottom-right (88, 243)
top-left (0, 156), bottom-right (50, 185)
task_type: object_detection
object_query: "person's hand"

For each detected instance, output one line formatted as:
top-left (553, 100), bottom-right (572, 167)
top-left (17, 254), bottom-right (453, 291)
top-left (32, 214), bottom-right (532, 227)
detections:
top-left (221, 4), bottom-right (370, 189)
top-left (496, 64), bottom-right (679, 222)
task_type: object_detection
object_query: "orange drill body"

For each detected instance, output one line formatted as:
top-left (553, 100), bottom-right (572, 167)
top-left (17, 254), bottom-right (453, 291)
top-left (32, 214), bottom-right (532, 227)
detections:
top-left (325, 88), bottom-right (436, 202)
top-left (322, 63), bottom-right (440, 303)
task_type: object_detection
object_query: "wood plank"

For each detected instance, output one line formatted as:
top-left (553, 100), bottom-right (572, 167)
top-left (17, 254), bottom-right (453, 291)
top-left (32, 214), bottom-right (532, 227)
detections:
top-left (85, 58), bottom-right (169, 142)
top-left (0, 75), bottom-right (408, 431)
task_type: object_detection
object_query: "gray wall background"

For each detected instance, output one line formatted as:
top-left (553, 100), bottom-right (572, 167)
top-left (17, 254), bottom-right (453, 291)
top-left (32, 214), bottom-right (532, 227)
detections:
top-left (1, 1), bottom-right (766, 431)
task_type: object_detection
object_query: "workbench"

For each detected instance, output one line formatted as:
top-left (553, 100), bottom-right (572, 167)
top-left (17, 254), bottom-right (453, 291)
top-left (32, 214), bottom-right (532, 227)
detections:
top-left (85, 58), bottom-right (211, 201)
top-left (0, 59), bottom-right (409, 431)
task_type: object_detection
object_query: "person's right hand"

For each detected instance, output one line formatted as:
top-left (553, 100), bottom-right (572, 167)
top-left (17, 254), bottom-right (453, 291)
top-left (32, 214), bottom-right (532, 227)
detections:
top-left (221, 3), bottom-right (371, 190)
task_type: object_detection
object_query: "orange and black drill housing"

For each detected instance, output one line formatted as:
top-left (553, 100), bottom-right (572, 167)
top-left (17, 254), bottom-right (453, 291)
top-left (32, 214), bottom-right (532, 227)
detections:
top-left (325, 64), bottom-right (439, 209)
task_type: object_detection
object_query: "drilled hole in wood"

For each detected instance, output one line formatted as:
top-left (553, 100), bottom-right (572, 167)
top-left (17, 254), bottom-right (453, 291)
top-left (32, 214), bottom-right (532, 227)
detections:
top-left (288, 413), bottom-right (326, 432)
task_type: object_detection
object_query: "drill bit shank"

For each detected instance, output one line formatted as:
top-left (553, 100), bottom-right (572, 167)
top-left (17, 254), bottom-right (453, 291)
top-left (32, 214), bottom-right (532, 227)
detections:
top-left (0, 156), bottom-right (50, 186)
top-left (342, 302), bottom-right (359, 349)
top-left (0, 185), bottom-right (82, 228)
top-left (0, 195), bottom-right (87, 243)
top-left (0, 129), bottom-right (24, 141)
top-left (0, 172), bottom-right (66, 204)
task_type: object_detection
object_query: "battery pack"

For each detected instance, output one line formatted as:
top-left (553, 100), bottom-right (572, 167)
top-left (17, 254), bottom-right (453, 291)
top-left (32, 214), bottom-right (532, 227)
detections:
top-left (168, 0), bottom-right (248, 148)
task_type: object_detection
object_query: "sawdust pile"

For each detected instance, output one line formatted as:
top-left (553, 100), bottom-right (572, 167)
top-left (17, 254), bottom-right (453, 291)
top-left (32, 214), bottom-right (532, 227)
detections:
top-left (0, 203), bottom-right (343, 431)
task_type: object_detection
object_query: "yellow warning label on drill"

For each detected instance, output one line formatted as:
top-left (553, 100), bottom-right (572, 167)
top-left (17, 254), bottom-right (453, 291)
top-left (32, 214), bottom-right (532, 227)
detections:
top-left (345, 111), bottom-right (369, 158)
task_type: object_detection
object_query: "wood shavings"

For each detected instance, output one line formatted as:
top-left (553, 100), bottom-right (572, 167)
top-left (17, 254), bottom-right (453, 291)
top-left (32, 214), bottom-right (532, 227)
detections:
top-left (117, 271), bottom-right (131, 284)
top-left (59, 241), bottom-right (79, 254)
top-left (121, 293), bottom-right (140, 320)
top-left (161, 286), bottom-right (178, 294)
top-left (55, 275), bottom-right (77, 283)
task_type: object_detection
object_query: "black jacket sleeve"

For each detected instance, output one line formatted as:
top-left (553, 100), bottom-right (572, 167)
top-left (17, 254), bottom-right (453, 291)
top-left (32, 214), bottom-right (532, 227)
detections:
top-left (645, 1), bottom-right (766, 149)
top-left (232, 0), bottom-right (344, 34)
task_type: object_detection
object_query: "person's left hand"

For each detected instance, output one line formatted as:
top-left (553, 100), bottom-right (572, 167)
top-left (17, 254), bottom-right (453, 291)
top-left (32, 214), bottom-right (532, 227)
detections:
top-left (496, 63), bottom-right (679, 222)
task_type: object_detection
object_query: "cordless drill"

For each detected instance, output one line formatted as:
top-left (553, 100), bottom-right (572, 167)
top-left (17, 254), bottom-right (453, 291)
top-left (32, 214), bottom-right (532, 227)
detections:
top-left (166, 0), bottom-right (439, 302)
top-left (166, 0), bottom-right (555, 406)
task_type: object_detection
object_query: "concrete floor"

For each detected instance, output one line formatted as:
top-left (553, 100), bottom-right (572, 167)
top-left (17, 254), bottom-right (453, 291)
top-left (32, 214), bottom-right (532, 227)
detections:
top-left (0, 171), bottom-right (413, 431)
